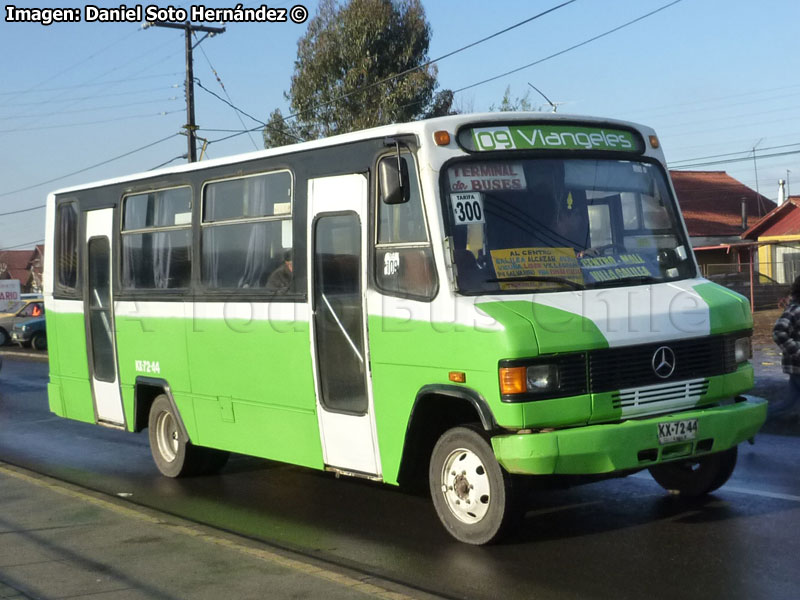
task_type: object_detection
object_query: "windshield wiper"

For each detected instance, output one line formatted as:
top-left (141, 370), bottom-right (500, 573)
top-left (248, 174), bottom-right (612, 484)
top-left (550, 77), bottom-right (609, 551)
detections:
top-left (485, 276), bottom-right (585, 290)
top-left (586, 275), bottom-right (660, 288)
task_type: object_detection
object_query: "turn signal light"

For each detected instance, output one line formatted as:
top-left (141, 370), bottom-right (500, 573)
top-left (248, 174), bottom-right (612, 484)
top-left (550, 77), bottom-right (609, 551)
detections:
top-left (499, 367), bottom-right (527, 395)
top-left (649, 135), bottom-right (660, 149)
top-left (449, 371), bottom-right (466, 383)
top-left (434, 130), bottom-right (451, 146)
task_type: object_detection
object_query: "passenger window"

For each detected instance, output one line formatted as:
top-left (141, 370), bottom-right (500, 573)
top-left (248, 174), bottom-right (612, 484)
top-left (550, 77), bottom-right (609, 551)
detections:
top-left (55, 202), bottom-right (79, 292)
top-left (121, 187), bottom-right (192, 289)
top-left (201, 171), bottom-right (294, 292)
top-left (375, 155), bottom-right (437, 300)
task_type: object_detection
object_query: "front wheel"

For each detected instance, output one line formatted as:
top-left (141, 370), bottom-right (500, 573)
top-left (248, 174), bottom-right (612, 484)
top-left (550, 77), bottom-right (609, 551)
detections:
top-left (148, 395), bottom-right (229, 477)
top-left (0, 328), bottom-right (8, 346)
top-left (429, 426), bottom-right (520, 545)
top-left (31, 332), bottom-right (47, 351)
top-left (648, 447), bottom-right (738, 497)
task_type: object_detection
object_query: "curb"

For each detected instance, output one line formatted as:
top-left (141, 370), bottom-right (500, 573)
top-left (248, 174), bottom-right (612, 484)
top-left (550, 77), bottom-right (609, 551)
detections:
top-left (0, 349), bottom-right (49, 362)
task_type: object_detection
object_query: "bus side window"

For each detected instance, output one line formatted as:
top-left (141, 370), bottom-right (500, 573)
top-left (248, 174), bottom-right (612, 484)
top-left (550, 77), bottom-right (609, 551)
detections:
top-left (55, 201), bottom-right (79, 294)
top-left (121, 187), bottom-right (192, 290)
top-left (375, 154), bottom-right (437, 300)
top-left (201, 171), bottom-right (294, 293)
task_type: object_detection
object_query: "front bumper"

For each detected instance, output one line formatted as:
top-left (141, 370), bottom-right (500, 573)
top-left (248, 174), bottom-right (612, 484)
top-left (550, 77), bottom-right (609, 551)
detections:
top-left (11, 331), bottom-right (32, 344)
top-left (492, 396), bottom-right (766, 475)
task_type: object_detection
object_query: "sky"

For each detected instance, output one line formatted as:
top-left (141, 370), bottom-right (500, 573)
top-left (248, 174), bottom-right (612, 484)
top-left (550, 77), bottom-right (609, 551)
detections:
top-left (2, 0), bottom-right (800, 251)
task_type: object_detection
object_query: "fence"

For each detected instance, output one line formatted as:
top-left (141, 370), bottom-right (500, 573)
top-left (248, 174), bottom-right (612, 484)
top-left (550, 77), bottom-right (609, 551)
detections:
top-left (701, 262), bottom-right (787, 311)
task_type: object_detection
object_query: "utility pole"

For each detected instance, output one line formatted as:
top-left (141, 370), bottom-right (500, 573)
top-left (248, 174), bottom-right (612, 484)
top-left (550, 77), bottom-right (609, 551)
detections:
top-left (146, 21), bottom-right (225, 162)
top-left (751, 138), bottom-right (764, 216)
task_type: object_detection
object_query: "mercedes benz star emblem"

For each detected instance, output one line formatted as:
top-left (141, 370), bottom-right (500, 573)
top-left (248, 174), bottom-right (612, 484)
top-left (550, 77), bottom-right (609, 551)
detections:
top-left (652, 346), bottom-right (676, 379)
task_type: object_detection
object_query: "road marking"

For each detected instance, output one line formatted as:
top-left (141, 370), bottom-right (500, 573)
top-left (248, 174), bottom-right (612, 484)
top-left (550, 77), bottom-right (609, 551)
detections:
top-left (0, 463), bottom-right (417, 600)
top-left (631, 471), bottom-right (800, 503)
top-left (722, 485), bottom-right (800, 503)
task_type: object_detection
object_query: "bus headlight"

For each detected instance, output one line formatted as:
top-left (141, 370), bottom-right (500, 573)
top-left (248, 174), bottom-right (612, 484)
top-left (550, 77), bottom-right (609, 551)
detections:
top-left (499, 365), bottom-right (559, 396)
top-left (734, 337), bottom-right (752, 364)
top-left (527, 364), bottom-right (559, 391)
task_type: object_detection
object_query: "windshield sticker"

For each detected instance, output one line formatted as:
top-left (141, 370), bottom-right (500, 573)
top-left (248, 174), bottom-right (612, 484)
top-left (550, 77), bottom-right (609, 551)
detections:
top-left (451, 192), bottom-right (485, 225)
top-left (491, 247), bottom-right (584, 290)
top-left (579, 253), bottom-right (655, 283)
top-left (448, 163), bottom-right (526, 192)
top-left (469, 125), bottom-right (640, 153)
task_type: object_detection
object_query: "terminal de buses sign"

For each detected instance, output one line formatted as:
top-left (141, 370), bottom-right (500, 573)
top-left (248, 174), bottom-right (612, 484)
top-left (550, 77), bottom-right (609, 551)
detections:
top-left (464, 124), bottom-right (642, 153)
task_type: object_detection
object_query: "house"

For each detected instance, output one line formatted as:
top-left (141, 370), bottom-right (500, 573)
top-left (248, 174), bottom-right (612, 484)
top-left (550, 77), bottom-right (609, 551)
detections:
top-left (0, 245), bottom-right (45, 293)
top-left (742, 196), bottom-right (800, 284)
top-left (669, 170), bottom-right (775, 276)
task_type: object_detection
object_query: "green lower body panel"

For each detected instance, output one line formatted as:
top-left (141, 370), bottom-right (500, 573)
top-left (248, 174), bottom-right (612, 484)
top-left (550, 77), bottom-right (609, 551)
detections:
top-left (492, 396), bottom-right (767, 475)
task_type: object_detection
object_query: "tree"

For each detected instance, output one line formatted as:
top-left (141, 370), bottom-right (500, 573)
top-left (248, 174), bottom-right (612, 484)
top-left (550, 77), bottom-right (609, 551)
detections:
top-left (263, 0), bottom-right (454, 148)
top-left (489, 86), bottom-right (538, 112)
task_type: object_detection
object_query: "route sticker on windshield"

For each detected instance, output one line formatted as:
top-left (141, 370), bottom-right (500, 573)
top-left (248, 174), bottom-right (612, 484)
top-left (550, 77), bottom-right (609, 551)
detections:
top-left (490, 247), bottom-right (584, 290)
top-left (448, 163), bottom-right (526, 192)
top-left (451, 192), bottom-right (485, 225)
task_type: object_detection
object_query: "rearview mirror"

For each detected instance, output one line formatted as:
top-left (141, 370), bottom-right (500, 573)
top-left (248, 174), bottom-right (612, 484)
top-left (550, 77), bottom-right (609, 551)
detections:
top-left (379, 157), bottom-right (410, 205)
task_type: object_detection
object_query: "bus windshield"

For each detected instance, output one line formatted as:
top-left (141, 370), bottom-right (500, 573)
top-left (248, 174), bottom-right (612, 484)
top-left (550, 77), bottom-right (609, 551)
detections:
top-left (444, 158), bottom-right (696, 293)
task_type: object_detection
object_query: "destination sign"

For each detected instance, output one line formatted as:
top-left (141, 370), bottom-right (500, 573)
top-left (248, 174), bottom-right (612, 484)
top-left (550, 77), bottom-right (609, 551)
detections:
top-left (461, 124), bottom-right (643, 153)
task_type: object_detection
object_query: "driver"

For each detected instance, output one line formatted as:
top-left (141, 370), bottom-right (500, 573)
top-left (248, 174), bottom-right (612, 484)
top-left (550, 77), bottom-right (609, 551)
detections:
top-left (552, 191), bottom-right (590, 253)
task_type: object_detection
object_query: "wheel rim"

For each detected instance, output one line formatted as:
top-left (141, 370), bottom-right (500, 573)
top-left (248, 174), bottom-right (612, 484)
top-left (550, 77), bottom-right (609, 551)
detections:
top-left (155, 410), bottom-right (179, 462)
top-left (440, 447), bottom-right (492, 524)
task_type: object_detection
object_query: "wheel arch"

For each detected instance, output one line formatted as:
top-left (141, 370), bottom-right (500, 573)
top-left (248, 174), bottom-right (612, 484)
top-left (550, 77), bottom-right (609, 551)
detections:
top-left (396, 385), bottom-right (497, 489)
top-left (133, 377), bottom-right (189, 441)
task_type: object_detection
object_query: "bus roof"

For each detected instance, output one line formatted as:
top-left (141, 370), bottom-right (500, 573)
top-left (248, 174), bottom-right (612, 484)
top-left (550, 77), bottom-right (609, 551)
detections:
top-left (49, 112), bottom-right (657, 197)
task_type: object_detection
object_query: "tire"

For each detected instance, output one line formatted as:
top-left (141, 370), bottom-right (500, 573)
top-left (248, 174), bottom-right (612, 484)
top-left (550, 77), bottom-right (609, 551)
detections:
top-left (31, 332), bottom-right (47, 351)
top-left (648, 446), bottom-right (738, 497)
top-left (429, 426), bottom-right (520, 545)
top-left (147, 395), bottom-right (229, 477)
top-left (0, 328), bottom-right (8, 346)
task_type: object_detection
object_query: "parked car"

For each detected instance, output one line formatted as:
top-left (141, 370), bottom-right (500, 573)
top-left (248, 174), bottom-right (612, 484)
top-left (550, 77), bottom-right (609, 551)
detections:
top-left (12, 316), bottom-right (47, 350)
top-left (707, 270), bottom-right (787, 310)
top-left (0, 299), bottom-right (45, 345)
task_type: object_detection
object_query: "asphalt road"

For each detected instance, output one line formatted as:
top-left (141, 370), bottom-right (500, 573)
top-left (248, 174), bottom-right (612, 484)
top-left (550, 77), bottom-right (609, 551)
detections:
top-left (1, 356), bottom-right (799, 600)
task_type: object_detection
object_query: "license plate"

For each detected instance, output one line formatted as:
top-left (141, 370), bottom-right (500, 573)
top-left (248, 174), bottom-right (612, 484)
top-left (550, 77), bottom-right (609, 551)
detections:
top-left (658, 419), bottom-right (697, 444)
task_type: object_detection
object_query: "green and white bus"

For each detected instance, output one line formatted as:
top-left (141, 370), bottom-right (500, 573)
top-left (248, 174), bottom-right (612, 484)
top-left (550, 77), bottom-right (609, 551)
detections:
top-left (44, 113), bottom-right (766, 544)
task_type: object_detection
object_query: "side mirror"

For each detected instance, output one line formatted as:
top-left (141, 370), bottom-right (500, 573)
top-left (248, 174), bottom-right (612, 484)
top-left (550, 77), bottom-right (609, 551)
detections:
top-left (379, 157), bottom-right (410, 205)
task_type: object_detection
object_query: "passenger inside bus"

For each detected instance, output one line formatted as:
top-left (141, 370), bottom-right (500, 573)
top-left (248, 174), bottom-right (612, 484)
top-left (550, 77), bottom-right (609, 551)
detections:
top-left (266, 250), bottom-right (293, 292)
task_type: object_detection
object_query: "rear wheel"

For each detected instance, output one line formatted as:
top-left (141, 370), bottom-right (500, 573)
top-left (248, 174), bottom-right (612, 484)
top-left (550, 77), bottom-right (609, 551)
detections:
top-left (148, 395), bottom-right (229, 477)
top-left (648, 447), bottom-right (738, 497)
top-left (0, 328), bottom-right (8, 346)
top-left (429, 426), bottom-right (520, 545)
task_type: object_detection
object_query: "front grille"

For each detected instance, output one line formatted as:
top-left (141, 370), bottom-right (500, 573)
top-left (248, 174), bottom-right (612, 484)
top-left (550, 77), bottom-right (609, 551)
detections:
top-left (612, 378), bottom-right (710, 416)
top-left (589, 336), bottom-right (731, 393)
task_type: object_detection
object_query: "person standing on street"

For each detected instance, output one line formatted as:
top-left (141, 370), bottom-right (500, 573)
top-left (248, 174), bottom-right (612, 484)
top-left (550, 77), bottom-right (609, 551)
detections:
top-left (771, 275), bottom-right (800, 421)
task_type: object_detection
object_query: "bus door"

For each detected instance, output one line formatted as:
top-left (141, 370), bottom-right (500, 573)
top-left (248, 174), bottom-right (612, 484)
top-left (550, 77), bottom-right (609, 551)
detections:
top-left (84, 208), bottom-right (125, 427)
top-left (308, 174), bottom-right (381, 477)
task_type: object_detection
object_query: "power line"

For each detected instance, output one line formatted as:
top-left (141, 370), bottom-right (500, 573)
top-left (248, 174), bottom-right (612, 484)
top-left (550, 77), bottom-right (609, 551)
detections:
top-left (149, 154), bottom-right (188, 170)
top-left (195, 80), bottom-right (306, 143)
top-left (0, 133), bottom-right (181, 200)
top-left (669, 142), bottom-right (800, 166)
top-left (0, 205), bottom-right (46, 217)
top-left (203, 1), bottom-right (578, 142)
top-left (451, 0), bottom-right (685, 94)
top-left (194, 36), bottom-right (260, 150)
top-left (0, 239), bottom-right (45, 251)
top-left (0, 73), bottom-right (181, 96)
top-left (0, 26), bottom-right (142, 104)
top-left (0, 110), bottom-right (182, 134)
top-left (671, 149), bottom-right (800, 170)
top-left (0, 85), bottom-right (180, 108)
top-left (0, 97), bottom-right (179, 121)
top-left (282, 0), bottom-right (578, 121)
